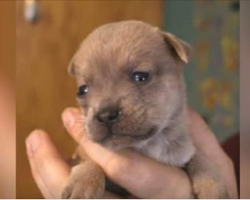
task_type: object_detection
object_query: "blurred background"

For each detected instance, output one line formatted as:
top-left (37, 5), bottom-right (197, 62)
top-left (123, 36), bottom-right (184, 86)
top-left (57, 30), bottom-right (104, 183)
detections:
top-left (16, 0), bottom-right (239, 198)
top-left (0, 0), bottom-right (15, 199)
top-left (240, 0), bottom-right (250, 198)
top-left (165, 0), bottom-right (239, 141)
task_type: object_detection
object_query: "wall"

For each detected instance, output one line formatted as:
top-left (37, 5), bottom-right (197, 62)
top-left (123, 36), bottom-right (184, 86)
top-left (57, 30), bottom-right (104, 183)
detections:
top-left (0, 0), bottom-right (15, 77)
top-left (164, 0), bottom-right (239, 141)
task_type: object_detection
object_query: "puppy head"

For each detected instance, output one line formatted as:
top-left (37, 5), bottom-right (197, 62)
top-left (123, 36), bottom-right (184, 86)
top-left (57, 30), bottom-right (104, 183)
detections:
top-left (69, 21), bottom-right (191, 149)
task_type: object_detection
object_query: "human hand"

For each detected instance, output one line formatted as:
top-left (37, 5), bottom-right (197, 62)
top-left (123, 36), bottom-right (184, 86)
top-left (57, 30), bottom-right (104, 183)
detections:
top-left (0, 75), bottom-right (15, 199)
top-left (26, 107), bottom-right (237, 198)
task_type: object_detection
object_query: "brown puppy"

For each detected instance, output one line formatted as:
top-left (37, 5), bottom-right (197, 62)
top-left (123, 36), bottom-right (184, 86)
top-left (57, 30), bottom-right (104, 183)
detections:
top-left (62, 21), bottom-right (228, 199)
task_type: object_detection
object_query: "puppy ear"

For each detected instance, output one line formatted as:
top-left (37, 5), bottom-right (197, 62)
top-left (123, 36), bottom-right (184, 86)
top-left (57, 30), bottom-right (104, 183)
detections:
top-left (160, 31), bottom-right (192, 64)
top-left (68, 58), bottom-right (76, 76)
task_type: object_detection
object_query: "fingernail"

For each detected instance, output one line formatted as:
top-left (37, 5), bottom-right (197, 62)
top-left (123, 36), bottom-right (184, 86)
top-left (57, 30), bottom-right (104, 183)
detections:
top-left (26, 130), bottom-right (41, 157)
top-left (62, 109), bottom-right (75, 128)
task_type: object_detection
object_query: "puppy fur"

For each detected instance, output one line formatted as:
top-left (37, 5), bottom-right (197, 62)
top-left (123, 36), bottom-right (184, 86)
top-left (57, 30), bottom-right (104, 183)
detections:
top-left (62, 21), bottom-right (228, 199)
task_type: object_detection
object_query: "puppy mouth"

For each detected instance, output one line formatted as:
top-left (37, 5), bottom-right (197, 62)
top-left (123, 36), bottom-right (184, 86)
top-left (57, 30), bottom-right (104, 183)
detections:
top-left (98, 126), bottom-right (157, 145)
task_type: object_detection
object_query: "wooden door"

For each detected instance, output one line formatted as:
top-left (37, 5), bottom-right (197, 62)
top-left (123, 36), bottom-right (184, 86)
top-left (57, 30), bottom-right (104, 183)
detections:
top-left (0, 0), bottom-right (15, 76)
top-left (16, 0), bottom-right (163, 198)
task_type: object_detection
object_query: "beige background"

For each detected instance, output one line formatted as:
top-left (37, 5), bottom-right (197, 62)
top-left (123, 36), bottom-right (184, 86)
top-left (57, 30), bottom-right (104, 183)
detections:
top-left (16, 0), bottom-right (163, 198)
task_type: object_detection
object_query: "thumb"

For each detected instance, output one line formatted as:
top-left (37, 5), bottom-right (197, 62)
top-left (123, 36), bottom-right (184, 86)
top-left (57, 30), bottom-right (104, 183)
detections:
top-left (61, 107), bottom-right (192, 199)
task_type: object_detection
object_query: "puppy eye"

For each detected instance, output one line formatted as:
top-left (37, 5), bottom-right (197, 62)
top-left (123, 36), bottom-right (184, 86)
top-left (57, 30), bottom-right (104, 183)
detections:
top-left (131, 72), bottom-right (149, 82)
top-left (77, 85), bottom-right (88, 98)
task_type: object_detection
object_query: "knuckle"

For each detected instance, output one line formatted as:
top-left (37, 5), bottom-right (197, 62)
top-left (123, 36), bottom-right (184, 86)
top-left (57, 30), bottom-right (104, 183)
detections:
top-left (221, 151), bottom-right (234, 168)
top-left (226, 156), bottom-right (234, 169)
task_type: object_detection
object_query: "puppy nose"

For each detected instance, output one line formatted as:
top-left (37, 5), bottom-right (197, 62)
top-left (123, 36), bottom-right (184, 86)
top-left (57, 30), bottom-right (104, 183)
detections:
top-left (97, 108), bottom-right (120, 124)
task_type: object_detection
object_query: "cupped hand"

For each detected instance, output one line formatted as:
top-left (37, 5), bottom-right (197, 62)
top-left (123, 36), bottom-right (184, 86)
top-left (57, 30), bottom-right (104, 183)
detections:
top-left (26, 107), bottom-right (237, 198)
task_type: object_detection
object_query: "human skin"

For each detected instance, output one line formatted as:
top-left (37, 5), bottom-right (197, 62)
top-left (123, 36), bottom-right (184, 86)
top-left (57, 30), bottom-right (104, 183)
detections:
top-left (0, 74), bottom-right (15, 199)
top-left (26, 107), bottom-right (238, 198)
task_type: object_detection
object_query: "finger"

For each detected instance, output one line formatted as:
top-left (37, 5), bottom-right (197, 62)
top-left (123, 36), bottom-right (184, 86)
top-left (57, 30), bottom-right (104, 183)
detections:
top-left (187, 108), bottom-right (238, 198)
top-left (62, 108), bottom-right (121, 168)
top-left (62, 108), bottom-right (192, 198)
top-left (187, 108), bottom-right (228, 161)
top-left (26, 130), bottom-right (70, 199)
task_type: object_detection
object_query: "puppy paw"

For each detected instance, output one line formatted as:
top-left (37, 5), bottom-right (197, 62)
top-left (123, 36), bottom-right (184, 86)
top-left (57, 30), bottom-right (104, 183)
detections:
top-left (187, 153), bottom-right (229, 199)
top-left (62, 161), bottom-right (105, 199)
top-left (62, 178), bottom-right (104, 199)
top-left (192, 174), bottom-right (227, 199)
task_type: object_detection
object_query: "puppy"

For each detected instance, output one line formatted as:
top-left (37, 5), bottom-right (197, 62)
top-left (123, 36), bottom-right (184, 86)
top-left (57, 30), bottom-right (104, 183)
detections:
top-left (62, 21), bottom-right (228, 199)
